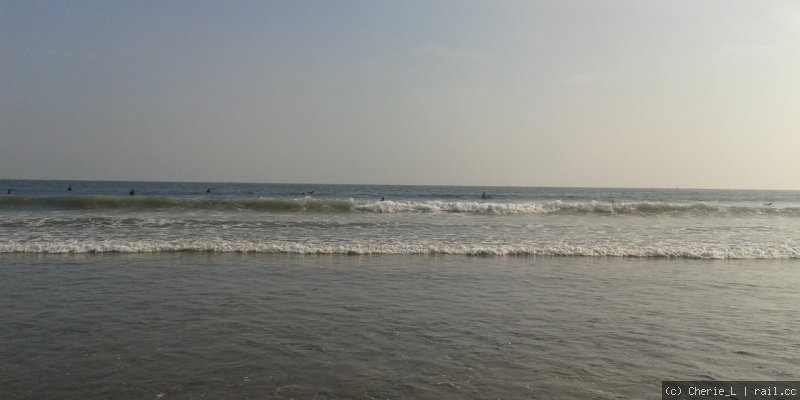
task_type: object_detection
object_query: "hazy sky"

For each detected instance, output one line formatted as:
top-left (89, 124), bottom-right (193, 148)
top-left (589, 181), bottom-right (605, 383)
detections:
top-left (2, 1), bottom-right (799, 189)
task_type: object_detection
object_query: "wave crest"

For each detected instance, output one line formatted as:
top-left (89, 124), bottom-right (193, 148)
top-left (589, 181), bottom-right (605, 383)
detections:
top-left (1, 196), bottom-right (797, 216)
top-left (0, 195), bottom-right (353, 212)
top-left (2, 240), bottom-right (798, 259)
top-left (356, 200), bottom-right (798, 216)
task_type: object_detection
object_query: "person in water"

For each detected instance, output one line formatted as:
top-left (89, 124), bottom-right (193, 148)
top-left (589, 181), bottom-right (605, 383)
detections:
top-left (6, 188), bottom-right (11, 195)
top-left (67, 185), bottom-right (72, 191)
top-left (206, 188), bottom-right (211, 193)
top-left (129, 189), bottom-right (135, 196)
top-left (380, 197), bottom-right (385, 201)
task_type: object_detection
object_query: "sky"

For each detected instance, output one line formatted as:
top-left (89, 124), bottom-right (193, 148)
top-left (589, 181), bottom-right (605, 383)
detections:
top-left (1, 1), bottom-right (799, 189)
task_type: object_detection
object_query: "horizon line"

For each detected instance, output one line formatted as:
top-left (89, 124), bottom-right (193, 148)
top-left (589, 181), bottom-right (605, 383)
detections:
top-left (0, 177), bottom-right (797, 192)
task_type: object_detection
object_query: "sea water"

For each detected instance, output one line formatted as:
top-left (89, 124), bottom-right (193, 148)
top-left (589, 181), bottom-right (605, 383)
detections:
top-left (2, 180), bottom-right (799, 257)
top-left (1, 180), bottom-right (799, 399)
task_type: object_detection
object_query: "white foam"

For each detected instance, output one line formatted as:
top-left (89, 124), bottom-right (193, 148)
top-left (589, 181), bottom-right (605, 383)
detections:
top-left (2, 240), bottom-right (798, 259)
top-left (352, 200), bottom-right (800, 216)
top-left (356, 200), bottom-right (552, 214)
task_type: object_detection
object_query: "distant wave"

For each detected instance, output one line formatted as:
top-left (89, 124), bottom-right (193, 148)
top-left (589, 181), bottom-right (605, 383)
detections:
top-left (0, 195), bottom-right (353, 212)
top-left (1, 195), bottom-right (798, 216)
top-left (2, 240), bottom-right (799, 259)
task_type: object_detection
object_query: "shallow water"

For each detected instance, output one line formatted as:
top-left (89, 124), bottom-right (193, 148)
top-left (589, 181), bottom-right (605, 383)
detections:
top-left (2, 254), bottom-right (798, 399)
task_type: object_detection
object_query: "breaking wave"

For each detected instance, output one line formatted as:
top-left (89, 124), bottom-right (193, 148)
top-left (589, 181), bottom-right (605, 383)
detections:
top-left (2, 240), bottom-right (799, 259)
top-left (356, 200), bottom-right (799, 216)
top-left (1, 195), bottom-right (798, 216)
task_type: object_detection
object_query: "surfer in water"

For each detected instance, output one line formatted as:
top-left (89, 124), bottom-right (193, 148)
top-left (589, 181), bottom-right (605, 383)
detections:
top-left (482, 192), bottom-right (491, 199)
top-left (6, 188), bottom-right (12, 195)
top-left (206, 188), bottom-right (211, 193)
top-left (67, 185), bottom-right (72, 191)
top-left (129, 189), bottom-right (135, 196)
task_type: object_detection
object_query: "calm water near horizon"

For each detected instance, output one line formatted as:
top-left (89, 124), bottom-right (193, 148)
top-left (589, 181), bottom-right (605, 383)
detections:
top-left (1, 180), bottom-right (799, 398)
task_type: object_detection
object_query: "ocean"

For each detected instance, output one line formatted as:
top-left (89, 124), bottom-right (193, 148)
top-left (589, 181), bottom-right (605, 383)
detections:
top-left (3, 180), bottom-right (800, 257)
top-left (1, 180), bottom-right (799, 398)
